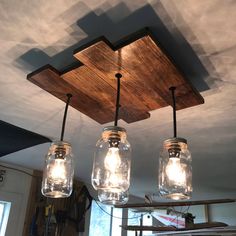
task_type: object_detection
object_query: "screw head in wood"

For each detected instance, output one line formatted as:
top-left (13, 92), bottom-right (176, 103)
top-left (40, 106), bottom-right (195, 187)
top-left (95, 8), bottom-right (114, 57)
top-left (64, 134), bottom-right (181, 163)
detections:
top-left (115, 73), bottom-right (122, 79)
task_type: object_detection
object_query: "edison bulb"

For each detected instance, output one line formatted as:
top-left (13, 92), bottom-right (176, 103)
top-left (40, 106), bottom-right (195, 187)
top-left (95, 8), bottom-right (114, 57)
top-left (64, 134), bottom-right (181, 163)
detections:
top-left (104, 147), bottom-right (121, 172)
top-left (109, 172), bottom-right (121, 186)
top-left (48, 159), bottom-right (67, 184)
top-left (91, 126), bottom-right (131, 196)
top-left (41, 141), bottom-right (74, 198)
top-left (166, 157), bottom-right (186, 186)
top-left (158, 138), bottom-right (192, 200)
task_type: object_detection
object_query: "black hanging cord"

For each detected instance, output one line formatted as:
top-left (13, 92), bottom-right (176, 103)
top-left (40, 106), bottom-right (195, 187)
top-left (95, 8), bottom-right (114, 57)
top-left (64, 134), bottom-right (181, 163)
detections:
top-left (94, 200), bottom-right (148, 220)
top-left (114, 73), bottom-right (122, 126)
top-left (60, 93), bottom-right (72, 141)
top-left (169, 87), bottom-right (177, 138)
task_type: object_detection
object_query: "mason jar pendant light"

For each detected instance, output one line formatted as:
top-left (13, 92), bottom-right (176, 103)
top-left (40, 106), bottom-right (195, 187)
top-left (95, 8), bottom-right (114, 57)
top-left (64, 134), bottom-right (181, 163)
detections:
top-left (91, 73), bottom-right (131, 205)
top-left (158, 87), bottom-right (192, 200)
top-left (42, 94), bottom-right (74, 198)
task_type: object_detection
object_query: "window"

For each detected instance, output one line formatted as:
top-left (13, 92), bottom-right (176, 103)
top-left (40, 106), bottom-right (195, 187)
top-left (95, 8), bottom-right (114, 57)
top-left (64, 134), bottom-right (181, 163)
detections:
top-left (111, 207), bottom-right (122, 236)
top-left (89, 201), bottom-right (122, 236)
top-left (127, 209), bottom-right (152, 236)
top-left (0, 201), bottom-right (11, 236)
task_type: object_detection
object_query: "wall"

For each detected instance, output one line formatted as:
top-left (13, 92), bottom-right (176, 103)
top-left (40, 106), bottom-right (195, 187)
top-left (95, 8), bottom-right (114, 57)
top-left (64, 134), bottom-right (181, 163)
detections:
top-left (209, 202), bottom-right (236, 226)
top-left (176, 203), bottom-right (236, 226)
top-left (0, 162), bottom-right (32, 236)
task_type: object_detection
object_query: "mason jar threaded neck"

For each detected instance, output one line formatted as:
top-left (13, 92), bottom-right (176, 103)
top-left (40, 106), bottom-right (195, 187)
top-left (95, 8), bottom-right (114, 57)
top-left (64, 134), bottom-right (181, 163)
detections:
top-left (102, 126), bottom-right (127, 141)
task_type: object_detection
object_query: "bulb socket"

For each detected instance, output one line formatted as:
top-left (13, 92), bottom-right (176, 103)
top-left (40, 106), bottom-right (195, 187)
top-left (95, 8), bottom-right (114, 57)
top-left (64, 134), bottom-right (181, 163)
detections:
top-left (55, 147), bottom-right (66, 159)
top-left (168, 147), bottom-right (181, 158)
top-left (164, 137), bottom-right (188, 158)
top-left (108, 136), bottom-right (121, 148)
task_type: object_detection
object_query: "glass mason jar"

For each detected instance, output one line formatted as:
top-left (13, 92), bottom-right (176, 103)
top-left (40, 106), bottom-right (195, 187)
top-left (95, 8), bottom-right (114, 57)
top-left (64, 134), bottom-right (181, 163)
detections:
top-left (98, 189), bottom-right (129, 205)
top-left (91, 126), bottom-right (131, 195)
top-left (41, 141), bottom-right (74, 198)
top-left (158, 138), bottom-right (192, 200)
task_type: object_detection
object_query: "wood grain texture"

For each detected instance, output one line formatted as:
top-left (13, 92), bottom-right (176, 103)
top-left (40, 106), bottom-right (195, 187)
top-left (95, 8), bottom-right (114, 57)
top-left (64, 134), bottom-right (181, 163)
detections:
top-left (27, 65), bottom-right (112, 124)
top-left (61, 66), bottom-right (150, 123)
top-left (27, 29), bottom-right (204, 124)
top-left (74, 33), bottom-right (204, 111)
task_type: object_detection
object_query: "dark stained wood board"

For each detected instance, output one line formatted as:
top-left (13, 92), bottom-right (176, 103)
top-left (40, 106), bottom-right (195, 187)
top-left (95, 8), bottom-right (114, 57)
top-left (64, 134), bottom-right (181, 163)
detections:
top-left (74, 40), bottom-right (168, 111)
top-left (27, 29), bottom-right (204, 124)
top-left (27, 66), bottom-right (114, 124)
top-left (74, 34), bottom-right (204, 111)
top-left (61, 66), bottom-right (150, 123)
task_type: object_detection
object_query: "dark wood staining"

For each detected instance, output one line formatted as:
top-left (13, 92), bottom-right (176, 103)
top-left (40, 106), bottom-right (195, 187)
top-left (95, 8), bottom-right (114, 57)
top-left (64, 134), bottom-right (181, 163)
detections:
top-left (61, 66), bottom-right (150, 123)
top-left (27, 29), bottom-right (204, 124)
top-left (27, 66), bottom-right (112, 124)
top-left (74, 35), bottom-right (204, 111)
top-left (74, 40), bottom-right (168, 112)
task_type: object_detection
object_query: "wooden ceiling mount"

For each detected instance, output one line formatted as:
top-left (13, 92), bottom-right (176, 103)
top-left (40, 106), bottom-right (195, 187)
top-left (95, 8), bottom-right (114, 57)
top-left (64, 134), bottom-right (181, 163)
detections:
top-left (27, 28), bottom-right (204, 124)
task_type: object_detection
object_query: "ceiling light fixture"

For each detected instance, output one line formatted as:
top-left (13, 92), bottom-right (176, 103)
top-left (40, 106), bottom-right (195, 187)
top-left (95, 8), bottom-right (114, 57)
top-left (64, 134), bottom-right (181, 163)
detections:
top-left (91, 73), bottom-right (131, 205)
top-left (158, 87), bottom-right (192, 200)
top-left (41, 94), bottom-right (74, 198)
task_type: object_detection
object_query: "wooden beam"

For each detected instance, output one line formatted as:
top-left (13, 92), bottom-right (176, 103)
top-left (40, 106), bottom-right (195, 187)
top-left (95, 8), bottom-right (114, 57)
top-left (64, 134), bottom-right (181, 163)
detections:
top-left (115, 199), bottom-right (236, 209)
top-left (121, 225), bottom-right (176, 232)
top-left (121, 222), bottom-right (228, 232)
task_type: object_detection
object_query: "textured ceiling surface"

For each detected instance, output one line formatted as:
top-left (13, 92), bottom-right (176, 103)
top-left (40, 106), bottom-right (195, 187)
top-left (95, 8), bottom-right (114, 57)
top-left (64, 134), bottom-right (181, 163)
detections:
top-left (0, 0), bottom-right (236, 201)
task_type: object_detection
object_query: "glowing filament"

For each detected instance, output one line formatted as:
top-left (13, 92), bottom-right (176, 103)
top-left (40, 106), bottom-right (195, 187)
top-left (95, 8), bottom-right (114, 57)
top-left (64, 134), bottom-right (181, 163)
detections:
top-left (166, 157), bottom-right (186, 186)
top-left (104, 147), bottom-right (121, 172)
top-left (48, 159), bottom-right (67, 184)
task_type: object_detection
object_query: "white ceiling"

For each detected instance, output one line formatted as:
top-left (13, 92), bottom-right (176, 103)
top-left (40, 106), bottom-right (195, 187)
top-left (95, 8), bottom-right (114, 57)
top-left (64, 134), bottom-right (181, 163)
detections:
top-left (0, 0), bottom-right (236, 201)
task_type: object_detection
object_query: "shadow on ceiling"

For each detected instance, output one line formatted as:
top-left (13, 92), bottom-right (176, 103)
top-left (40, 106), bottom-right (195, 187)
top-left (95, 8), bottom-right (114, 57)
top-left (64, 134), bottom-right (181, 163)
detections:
top-left (15, 1), bottom-right (212, 92)
top-left (0, 120), bottom-right (51, 158)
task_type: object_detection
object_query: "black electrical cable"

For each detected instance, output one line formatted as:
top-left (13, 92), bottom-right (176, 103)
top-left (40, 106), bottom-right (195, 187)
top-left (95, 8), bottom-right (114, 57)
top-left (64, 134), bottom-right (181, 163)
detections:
top-left (169, 87), bottom-right (177, 138)
top-left (60, 93), bottom-right (72, 141)
top-left (94, 200), bottom-right (147, 220)
top-left (114, 73), bottom-right (122, 127)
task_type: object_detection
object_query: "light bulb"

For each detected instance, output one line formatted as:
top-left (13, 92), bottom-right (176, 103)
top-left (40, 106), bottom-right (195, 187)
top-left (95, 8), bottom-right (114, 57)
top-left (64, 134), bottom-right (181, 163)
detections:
top-left (48, 159), bottom-right (67, 184)
top-left (91, 126), bottom-right (131, 197)
top-left (108, 172), bottom-right (121, 186)
top-left (165, 157), bottom-right (186, 186)
top-left (104, 147), bottom-right (121, 172)
top-left (42, 141), bottom-right (74, 198)
top-left (159, 138), bottom-right (192, 200)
